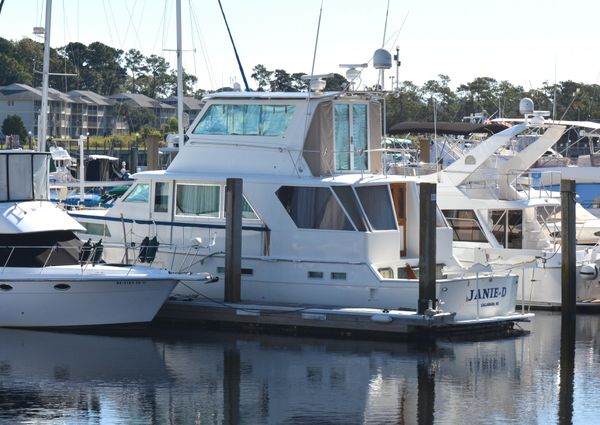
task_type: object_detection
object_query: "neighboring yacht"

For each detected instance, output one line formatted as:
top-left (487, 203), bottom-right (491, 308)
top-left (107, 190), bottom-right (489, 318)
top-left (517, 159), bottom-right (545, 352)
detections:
top-left (70, 89), bottom-right (529, 324)
top-left (0, 150), bottom-right (213, 327)
top-left (388, 102), bottom-right (600, 308)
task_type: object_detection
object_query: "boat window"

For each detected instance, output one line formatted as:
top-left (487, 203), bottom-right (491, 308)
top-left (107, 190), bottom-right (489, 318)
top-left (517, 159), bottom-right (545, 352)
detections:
top-left (242, 197), bottom-right (259, 220)
top-left (192, 104), bottom-right (296, 136)
top-left (176, 184), bottom-right (220, 217)
top-left (0, 153), bottom-right (49, 201)
top-left (276, 186), bottom-right (354, 231)
top-left (334, 103), bottom-right (369, 171)
top-left (443, 210), bottom-right (488, 243)
top-left (78, 222), bottom-right (111, 237)
top-left (123, 184), bottom-right (149, 203)
top-left (331, 186), bottom-right (367, 231)
top-left (355, 186), bottom-right (396, 230)
top-left (0, 230), bottom-right (81, 267)
top-left (154, 182), bottom-right (169, 212)
top-left (490, 209), bottom-right (523, 249)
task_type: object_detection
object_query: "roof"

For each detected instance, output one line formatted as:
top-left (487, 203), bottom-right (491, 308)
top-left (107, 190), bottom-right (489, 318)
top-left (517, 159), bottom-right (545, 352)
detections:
top-left (110, 93), bottom-right (175, 109)
top-left (67, 90), bottom-right (114, 106)
top-left (203, 91), bottom-right (343, 101)
top-left (163, 96), bottom-right (204, 111)
top-left (388, 121), bottom-right (510, 136)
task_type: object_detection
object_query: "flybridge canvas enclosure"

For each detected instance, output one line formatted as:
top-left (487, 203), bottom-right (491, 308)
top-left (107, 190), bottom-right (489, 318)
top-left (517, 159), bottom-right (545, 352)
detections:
top-left (303, 100), bottom-right (383, 176)
top-left (0, 152), bottom-right (49, 202)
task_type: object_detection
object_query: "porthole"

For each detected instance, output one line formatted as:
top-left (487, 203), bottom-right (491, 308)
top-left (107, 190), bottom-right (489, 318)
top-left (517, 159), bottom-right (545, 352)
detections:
top-left (0, 284), bottom-right (13, 291)
top-left (54, 283), bottom-right (71, 291)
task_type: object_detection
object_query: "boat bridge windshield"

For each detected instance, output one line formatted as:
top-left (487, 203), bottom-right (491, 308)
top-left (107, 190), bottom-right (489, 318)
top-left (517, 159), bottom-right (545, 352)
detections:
top-left (0, 152), bottom-right (49, 202)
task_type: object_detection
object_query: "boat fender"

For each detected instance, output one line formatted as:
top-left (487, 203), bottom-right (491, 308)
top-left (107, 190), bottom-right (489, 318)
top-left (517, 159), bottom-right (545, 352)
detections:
top-left (371, 314), bottom-right (393, 323)
top-left (79, 238), bottom-right (93, 264)
top-left (138, 236), bottom-right (149, 263)
top-left (91, 239), bottom-right (104, 265)
top-left (580, 263), bottom-right (598, 281)
top-left (145, 236), bottom-right (159, 263)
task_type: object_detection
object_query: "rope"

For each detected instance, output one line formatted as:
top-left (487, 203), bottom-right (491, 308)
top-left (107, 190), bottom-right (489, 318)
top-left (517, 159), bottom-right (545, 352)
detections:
top-left (175, 280), bottom-right (318, 316)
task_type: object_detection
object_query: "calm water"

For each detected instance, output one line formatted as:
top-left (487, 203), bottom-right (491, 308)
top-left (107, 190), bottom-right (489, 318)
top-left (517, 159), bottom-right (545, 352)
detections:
top-left (0, 312), bottom-right (599, 425)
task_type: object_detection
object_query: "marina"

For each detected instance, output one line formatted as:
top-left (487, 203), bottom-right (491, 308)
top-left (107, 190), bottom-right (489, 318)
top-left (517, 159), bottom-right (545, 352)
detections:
top-left (1, 0), bottom-right (600, 423)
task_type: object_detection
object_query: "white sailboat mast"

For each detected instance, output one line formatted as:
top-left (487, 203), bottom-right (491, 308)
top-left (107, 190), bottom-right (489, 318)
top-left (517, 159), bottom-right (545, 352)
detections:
top-left (176, 0), bottom-right (184, 146)
top-left (38, 0), bottom-right (52, 152)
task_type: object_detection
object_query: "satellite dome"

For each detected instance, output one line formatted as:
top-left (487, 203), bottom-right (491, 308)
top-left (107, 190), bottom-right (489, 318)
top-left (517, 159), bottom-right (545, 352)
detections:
top-left (373, 48), bottom-right (392, 70)
top-left (519, 98), bottom-right (534, 115)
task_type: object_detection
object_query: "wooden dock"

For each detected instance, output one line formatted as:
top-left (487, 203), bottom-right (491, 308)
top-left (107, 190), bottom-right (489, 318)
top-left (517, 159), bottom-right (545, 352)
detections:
top-left (157, 299), bottom-right (533, 339)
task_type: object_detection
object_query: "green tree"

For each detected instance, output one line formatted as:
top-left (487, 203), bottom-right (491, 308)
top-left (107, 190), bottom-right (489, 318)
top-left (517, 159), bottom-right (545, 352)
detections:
top-left (270, 69), bottom-right (295, 92)
top-left (324, 73), bottom-right (349, 91)
top-left (251, 64), bottom-right (272, 91)
top-left (124, 49), bottom-right (148, 93)
top-left (143, 55), bottom-right (170, 98)
top-left (115, 102), bottom-right (158, 133)
top-left (163, 116), bottom-right (178, 133)
top-left (1, 115), bottom-right (28, 143)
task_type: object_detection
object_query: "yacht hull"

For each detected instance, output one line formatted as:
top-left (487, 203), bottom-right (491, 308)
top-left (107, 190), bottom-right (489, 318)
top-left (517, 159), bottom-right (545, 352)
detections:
top-left (130, 251), bottom-right (520, 322)
top-left (0, 269), bottom-right (179, 327)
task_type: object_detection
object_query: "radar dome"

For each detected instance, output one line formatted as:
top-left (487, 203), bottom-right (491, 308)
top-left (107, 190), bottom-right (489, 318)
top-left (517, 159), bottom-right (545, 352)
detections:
top-left (519, 98), bottom-right (534, 115)
top-left (373, 48), bottom-right (392, 70)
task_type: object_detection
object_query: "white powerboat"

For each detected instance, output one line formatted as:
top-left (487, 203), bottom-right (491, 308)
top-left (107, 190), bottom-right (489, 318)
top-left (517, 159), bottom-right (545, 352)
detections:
top-left (0, 150), bottom-right (213, 327)
top-left (70, 89), bottom-right (529, 324)
top-left (395, 103), bottom-right (600, 307)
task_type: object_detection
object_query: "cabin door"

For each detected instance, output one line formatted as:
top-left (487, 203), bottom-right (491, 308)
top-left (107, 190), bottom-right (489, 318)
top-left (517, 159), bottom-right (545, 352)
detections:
top-left (150, 181), bottom-right (173, 243)
top-left (390, 183), bottom-right (407, 256)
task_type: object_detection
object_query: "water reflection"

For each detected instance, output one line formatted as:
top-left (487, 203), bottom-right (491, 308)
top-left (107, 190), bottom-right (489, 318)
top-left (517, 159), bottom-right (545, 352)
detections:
top-left (0, 313), bottom-right (598, 424)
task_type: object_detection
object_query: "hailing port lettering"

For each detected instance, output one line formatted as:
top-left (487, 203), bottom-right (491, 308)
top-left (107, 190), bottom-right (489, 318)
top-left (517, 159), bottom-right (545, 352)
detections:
top-left (466, 287), bottom-right (507, 302)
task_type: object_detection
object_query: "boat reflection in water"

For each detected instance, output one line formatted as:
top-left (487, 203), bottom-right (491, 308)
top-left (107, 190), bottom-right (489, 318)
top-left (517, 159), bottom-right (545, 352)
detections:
top-left (0, 313), bottom-right (599, 424)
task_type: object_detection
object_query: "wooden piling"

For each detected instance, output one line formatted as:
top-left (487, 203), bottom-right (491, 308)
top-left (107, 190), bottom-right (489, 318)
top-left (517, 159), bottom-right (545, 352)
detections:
top-left (418, 183), bottom-right (437, 315)
top-left (560, 179), bottom-right (576, 314)
top-left (225, 178), bottom-right (242, 302)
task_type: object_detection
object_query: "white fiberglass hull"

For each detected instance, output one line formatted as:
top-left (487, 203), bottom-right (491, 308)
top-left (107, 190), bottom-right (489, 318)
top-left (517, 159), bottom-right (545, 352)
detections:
top-left (115, 250), bottom-right (520, 322)
top-left (452, 247), bottom-right (600, 307)
top-left (0, 265), bottom-right (191, 327)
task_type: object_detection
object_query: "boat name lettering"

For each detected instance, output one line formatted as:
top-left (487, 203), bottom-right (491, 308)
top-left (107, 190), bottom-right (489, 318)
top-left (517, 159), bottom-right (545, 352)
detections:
top-left (466, 287), bottom-right (507, 302)
top-left (116, 281), bottom-right (145, 285)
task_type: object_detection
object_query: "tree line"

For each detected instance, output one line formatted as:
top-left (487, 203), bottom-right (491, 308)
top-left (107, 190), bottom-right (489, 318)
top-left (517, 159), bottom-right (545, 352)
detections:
top-left (1, 36), bottom-right (599, 128)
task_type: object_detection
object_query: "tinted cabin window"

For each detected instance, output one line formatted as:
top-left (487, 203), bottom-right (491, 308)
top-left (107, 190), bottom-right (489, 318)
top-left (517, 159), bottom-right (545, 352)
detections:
top-left (355, 186), bottom-right (396, 230)
top-left (192, 104), bottom-right (295, 136)
top-left (443, 210), bottom-right (488, 243)
top-left (123, 184), bottom-right (149, 203)
top-left (276, 186), bottom-right (354, 231)
top-left (154, 182), bottom-right (169, 212)
top-left (490, 210), bottom-right (523, 249)
top-left (176, 184), bottom-right (220, 217)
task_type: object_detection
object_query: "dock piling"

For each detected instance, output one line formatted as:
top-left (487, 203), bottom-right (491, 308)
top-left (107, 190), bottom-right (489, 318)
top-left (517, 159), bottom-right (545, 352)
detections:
top-left (560, 179), bottom-right (576, 314)
top-left (225, 178), bottom-right (242, 302)
top-left (418, 183), bottom-right (437, 315)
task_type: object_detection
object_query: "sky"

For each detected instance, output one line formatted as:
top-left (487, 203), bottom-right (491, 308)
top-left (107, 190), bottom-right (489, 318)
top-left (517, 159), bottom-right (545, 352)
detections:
top-left (1, 0), bottom-right (599, 92)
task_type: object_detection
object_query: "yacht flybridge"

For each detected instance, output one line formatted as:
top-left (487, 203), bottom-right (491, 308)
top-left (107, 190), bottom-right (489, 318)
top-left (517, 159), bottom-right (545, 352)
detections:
top-left (71, 91), bottom-right (529, 324)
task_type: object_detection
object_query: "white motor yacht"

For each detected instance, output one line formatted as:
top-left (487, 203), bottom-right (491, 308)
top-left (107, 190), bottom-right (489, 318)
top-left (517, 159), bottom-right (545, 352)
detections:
top-left (70, 90), bottom-right (528, 324)
top-left (398, 108), bottom-right (600, 307)
top-left (0, 150), bottom-right (213, 327)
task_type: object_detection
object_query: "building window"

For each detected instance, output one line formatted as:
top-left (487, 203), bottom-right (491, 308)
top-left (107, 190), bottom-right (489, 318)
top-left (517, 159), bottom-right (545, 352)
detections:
top-left (175, 184), bottom-right (220, 217)
top-left (192, 104), bottom-right (295, 136)
top-left (276, 185), bottom-right (354, 231)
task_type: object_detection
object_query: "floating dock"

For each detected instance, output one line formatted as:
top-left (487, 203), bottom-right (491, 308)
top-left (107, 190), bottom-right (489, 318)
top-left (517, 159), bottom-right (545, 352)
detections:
top-left (158, 299), bottom-right (533, 339)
